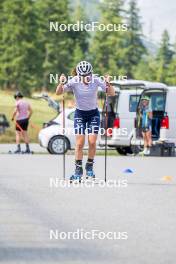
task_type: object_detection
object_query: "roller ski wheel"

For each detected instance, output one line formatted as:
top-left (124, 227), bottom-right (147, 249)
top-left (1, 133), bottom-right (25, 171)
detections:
top-left (70, 174), bottom-right (83, 183)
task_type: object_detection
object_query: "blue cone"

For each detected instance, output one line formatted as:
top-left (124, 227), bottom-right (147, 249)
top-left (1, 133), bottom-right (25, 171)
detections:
top-left (123, 168), bottom-right (134, 173)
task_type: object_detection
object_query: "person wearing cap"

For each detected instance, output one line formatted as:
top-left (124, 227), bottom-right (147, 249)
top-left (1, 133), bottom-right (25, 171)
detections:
top-left (56, 61), bottom-right (115, 182)
top-left (11, 91), bottom-right (32, 153)
top-left (139, 96), bottom-right (153, 155)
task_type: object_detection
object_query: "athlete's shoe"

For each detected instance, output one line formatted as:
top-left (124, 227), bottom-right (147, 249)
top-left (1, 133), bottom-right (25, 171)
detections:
top-left (146, 148), bottom-right (150, 155)
top-left (13, 149), bottom-right (22, 154)
top-left (85, 162), bottom-right (95, 179)
top-left (139, 148), bottom-right (150, 156)
top-left (22, 149), bottom-right (32, 154)
top-left (70, 165), bottom-right (83, 183)
top-left (139, 148), bottom-right (147, 156)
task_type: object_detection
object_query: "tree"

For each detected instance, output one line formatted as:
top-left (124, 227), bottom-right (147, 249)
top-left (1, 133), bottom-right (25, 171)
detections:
top-left (165, 43), bottom-right (176, 85)
top-left (90, 0), bottom-right (126, 76)
top-left (35, 0), bottom-right (74, 89)
top-left (70, 1), bottom-right (90, 69)
top-left (134, 56), bottom-right (157, 81)
top-left (0, 0), bottom-right (39, 95)
top-left (156, 30), bottom-right (174, 83)
top-left (123, 0), bottom-right (146, 78)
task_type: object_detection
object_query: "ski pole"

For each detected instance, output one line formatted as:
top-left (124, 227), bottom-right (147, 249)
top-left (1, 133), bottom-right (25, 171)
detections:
top-left (15, 120), bottom-right (24, 132)
top-left (62, 90), bottom-right (66, 181)
top-left (104, 86), bottom-right (108, 182)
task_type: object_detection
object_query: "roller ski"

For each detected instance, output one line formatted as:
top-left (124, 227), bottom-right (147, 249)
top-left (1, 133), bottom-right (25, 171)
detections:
top-left (8, 149), bottom-right (22, 154)
top-left (8, 145), bottom-right (22, 154)
top-left (70, 162), bottom-right (83, 183)
top-left (22, 150), bottom-right (33, 154)
top-left (22, 144), bottom-right (33, 154)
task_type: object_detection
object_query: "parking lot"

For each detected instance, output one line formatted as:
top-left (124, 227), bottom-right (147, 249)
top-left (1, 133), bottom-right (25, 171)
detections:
top-left (0, 154), bottom-right (176, 264)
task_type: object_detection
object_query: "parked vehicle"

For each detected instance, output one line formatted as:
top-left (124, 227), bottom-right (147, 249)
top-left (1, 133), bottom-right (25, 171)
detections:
top-left (100, 80), bottom-right (146, 155)
top-left (39, 107), bottom-right (104, 154)
top-left (131, 85), bottom-right (176, 148)
top-left (0, 114), bottom-right (9, 134)
top-left (39, 108), bottom-right (75, 154)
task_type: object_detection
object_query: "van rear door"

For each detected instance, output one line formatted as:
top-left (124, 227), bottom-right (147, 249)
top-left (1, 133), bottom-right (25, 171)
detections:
top-left (136, 89), bottom-right (167, 139)
top-left (101, 94), bottom-right (119, 136)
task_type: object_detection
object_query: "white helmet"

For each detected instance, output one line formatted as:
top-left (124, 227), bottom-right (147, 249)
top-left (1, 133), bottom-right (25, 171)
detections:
top-left (76, 61), bottom-right (93, 76)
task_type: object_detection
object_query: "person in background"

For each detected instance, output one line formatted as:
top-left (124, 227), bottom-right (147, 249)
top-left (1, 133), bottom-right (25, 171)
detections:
top-left (139, 96), bottom-right (153, 155)
top-left (12, 91), bottom-right (32, 154)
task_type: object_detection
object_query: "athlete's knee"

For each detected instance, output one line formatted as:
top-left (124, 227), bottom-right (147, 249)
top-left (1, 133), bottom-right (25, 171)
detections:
top-left (76, 142), bottom-right (84, 151)
top-left (88, 140), bottom-right (96, 149)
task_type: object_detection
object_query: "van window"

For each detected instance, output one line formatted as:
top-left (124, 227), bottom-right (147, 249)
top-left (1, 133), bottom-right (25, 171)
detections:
top-left (129, 95), bottom-right (140, 112)
top-left (140, 92), bottom-right (166, 111)
top-left (150, 94), bottom-right (166, 111)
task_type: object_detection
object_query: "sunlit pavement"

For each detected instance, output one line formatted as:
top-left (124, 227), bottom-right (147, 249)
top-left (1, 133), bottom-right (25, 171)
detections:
top-left (0, 155), bottom-right (176, 264)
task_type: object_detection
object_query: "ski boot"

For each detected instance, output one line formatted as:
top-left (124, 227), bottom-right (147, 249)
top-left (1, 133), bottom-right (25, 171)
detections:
top-left (85, 161), bottom-right (95, 180)
top-left (70, 165), bottom-right (83, 183)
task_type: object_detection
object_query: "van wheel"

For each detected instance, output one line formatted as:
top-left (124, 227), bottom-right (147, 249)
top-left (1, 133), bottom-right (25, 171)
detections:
top-left (116, 147), bottom-right (133, 156)
top-left (47, 135), bottom-right (70, 155)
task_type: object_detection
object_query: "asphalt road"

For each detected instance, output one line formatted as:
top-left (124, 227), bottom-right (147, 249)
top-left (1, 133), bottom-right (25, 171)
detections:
top-left (0, 155), bottom-right (176, 264)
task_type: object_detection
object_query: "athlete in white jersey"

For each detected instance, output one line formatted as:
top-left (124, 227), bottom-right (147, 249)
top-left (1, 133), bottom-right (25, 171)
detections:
top-left (56, 61), bottom-right (115, 181)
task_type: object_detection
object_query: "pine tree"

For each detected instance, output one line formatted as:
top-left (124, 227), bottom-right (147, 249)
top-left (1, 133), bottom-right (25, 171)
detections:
top-left (134, 56), bottom-right (157, 81)
top-left (123, 0), bottom-right (146, 78)
top-left (35, 0), bottom-right (74, 89)
top-left (70, 1), bottom-right (90, 69)
top-left (0, 0), bottom-right (39, 95)
top-left (156, 30), bottom-right (174, 83)
top-left (165, 43), bottom-right (176, 85)
top-left (90, 0), bottom-right (126, 76)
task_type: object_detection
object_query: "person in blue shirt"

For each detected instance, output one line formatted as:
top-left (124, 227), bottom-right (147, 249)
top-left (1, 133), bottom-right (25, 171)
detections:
top-left (139, 96), bottom-right (153, 155)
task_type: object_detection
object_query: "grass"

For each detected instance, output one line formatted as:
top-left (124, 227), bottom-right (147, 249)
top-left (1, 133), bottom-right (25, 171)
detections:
top-left (0, 90), bottom-right (57, 143)
top-left (0, 90), bottom-right (106, 145)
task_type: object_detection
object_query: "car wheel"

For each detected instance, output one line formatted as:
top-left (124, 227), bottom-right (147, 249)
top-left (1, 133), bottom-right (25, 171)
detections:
top-left (116, 147), bottom-right (133, 156)
top-left (48, 135), bottom-right (70, 154)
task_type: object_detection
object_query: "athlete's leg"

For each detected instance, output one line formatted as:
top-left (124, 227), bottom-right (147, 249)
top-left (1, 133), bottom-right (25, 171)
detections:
top-left (146, 130), bottom-right (152, 147)
top-left (88, 134), bottom-right (97, 159)
top-left (75, 134), bottom-right (85, 160)
top-left (142, 132), bottom-right (147, 148)
top-left (16, 131), bottom-right (21, 144)
top-left (85, 110), bottom-right (100, 178)
top-left (15, 130), bottom-right (21, 153)
top-left (22, 131), bottom-right (29, 144)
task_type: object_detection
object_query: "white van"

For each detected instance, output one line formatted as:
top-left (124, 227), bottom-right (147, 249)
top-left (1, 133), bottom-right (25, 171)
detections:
top-left (131, 85), bottom-right (176, 147)
top-left (99, 80), bottom-right (169, 155)
top-left (100, 80), bottom-right (144, 155)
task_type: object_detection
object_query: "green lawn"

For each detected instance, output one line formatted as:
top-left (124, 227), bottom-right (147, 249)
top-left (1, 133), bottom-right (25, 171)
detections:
top-left (0, 90), bottom-right (57, 143)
